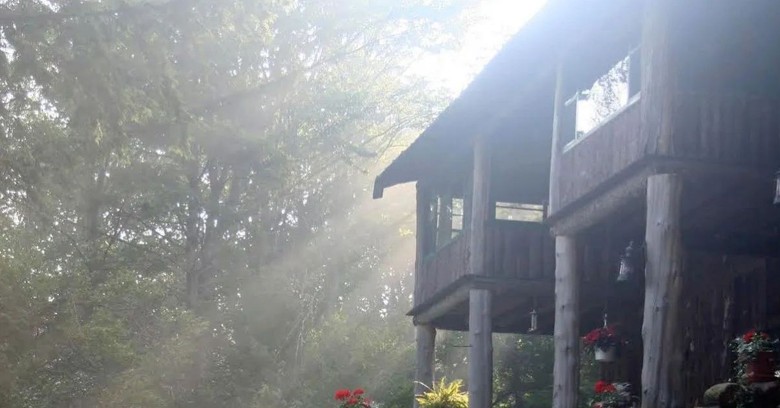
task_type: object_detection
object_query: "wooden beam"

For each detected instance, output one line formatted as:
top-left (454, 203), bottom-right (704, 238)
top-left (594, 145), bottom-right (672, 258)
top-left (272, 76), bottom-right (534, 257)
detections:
top-left (414, 325), bottom-right (436, 408)
top-left (552, 236), bottom-right (580, 408)
top-left (468, 288), bottom-right (492, 408)
top-left (549, 163), bottom-right (652, 235)
top-left (641, 173), bottom-right (684, 408)
top-left (412, 283), bottom-right (471, 325)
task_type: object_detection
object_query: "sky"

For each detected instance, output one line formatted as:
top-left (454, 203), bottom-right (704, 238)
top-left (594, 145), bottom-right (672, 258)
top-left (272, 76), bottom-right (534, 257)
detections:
top-left (410, 0), bottom-right (548, 96)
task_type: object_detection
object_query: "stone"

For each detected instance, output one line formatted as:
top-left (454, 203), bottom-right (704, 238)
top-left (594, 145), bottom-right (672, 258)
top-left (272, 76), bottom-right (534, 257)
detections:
top-left (702, 383), bottom-right (739, 408)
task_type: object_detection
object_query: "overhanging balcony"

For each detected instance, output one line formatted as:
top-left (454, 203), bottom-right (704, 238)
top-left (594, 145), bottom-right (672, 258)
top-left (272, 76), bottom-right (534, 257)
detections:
top-left (410, 220), bottom-right (555, 332)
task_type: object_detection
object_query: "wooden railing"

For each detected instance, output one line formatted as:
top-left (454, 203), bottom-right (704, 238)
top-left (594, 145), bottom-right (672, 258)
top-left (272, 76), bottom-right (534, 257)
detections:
top-left (484, 221), bottom-right (555, 280)
top-left (415, 221), bottom-right (555, 307)
top-left (416, 233), bottom-right (469, 307)
top-left (555, 97), bottom-right (644, 212)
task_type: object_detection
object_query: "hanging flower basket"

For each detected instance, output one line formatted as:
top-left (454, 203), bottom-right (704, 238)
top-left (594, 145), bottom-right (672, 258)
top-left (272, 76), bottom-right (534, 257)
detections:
top-left (583, 325), bottom-right (623, 363)
top-left (745, 351), bottom-right (777, 383)
top-left (595, 346), bottom-right (618, 363)
top-left (731, 329), bottom-right (779, 384)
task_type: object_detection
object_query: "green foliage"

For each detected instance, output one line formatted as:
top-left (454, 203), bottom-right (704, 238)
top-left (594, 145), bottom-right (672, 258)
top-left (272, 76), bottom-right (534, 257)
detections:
top-left (0, 1), bottom-right (570, 408)
top-left (415, 378), bottom-right (469, 408)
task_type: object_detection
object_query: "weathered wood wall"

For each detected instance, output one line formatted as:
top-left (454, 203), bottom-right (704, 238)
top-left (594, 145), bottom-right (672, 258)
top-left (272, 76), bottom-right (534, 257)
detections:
top-left (415, 221), bottom-right (555, 308)
top-left (484, 221), bottom-right (555, 281)
top-left (554, 99), bottom-right (644, 212)
top-left (670, 94), bottom-right (780, 165)
top-left (417, 234), bottom-right (469, 307)
top-left (676, 255), bottom-right (777, 406)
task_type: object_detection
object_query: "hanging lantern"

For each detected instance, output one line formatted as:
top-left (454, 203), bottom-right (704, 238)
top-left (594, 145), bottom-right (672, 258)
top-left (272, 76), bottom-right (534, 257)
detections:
top-left (617, 241), bottom-right (637, 282)
top-left (774, 170), bottom-right (780, 205)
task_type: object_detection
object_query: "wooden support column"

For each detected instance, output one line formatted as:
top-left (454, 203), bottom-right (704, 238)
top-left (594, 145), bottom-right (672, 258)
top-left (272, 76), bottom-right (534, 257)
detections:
top-left (469, 289), bottom-right (492, 408)
top-left (552, 235), bottom-right (580, 408)
top-left (415, 183), bottom-right (433, 306)
top-left (414, 325), bottom-right (436, 408)
top-left (547, 60), bottom-right (566, 214)
top-left (641, 174), bottom-right (684, 408)
top-left (468, 134), bottom-right (492, 408)
top-left (640, 0), bottom-right (682, 156)
top-left (437, 194), bottom-right (453, 248)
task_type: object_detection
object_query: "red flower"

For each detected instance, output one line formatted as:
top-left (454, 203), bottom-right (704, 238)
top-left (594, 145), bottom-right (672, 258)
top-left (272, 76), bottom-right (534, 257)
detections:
top-left (335, 389), bottom-right (351, 401)
top-left (594, 380), bottom-right (616, 394)
top-left (744, 330), bottom-right (756, 342)
top-left (347, 397), bottom-right (358, 405)
top-left (353, 388), bottom-right (365, 396)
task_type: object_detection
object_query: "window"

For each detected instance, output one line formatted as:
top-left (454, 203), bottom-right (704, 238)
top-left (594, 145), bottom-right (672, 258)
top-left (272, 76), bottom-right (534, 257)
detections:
top-left (495, 202), bottom-right (544, 222)
top-left (565, 47), bottom-right (641, 145)
top-left (451, 198), bottom-right (464, 236)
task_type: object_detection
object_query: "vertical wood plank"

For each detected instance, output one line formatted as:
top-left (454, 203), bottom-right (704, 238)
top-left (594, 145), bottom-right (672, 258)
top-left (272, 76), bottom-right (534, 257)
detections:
top-left (552, 235), bottom-right (580, 408)
top-left (529, 232), bottom-right (543, 279)
top-left (641, 174), bottom-right (684, 408)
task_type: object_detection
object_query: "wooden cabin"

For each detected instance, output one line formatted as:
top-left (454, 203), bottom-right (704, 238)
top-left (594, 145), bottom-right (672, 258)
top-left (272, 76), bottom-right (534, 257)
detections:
top-left (374, 0), bottom-right (780, 407)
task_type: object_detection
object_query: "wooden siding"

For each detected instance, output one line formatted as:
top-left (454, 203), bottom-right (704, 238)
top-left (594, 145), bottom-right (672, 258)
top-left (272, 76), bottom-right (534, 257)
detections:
top-left (484, 221), bottom-right (555, 280)
top-left (417, 234), bottom-right (469, 308)
top-left (671, 93), bottom-right (780, 166)
top-left (415, 221), bottom-right (555, 308)
top-left (555, 98), bottom-right (644, 212)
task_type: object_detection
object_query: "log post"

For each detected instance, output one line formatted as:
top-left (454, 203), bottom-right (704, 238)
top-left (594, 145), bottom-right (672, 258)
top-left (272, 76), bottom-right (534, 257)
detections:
top-left (414, 325), bottom-right (436, 408)
top-left (468, 134), bottom-right (492, 408)
top-left (640, 0), bottom-right (682, 156)
top-left (552, 235), bottom-right (580, 408)
top-left (415, 183), bottom-right (433, 306)
top-left (469, 134), bottom-right (490, 276)
top-left (641, 174), bottom-right (684, 408)
top-left (469, 288), bottom-right (492, 408)
top-left (548, 60), bottom-right (566, 214)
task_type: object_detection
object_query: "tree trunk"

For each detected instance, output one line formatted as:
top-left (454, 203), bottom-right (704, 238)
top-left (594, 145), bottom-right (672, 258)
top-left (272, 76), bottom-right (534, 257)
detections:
top-left (552, 235), bottom-right (580, 408)
top-left (641, 174), bottom-right (684, 408)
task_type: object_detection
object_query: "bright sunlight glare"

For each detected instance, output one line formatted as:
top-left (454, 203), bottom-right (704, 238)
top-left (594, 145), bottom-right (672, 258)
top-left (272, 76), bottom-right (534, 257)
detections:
top-left (410, 0), bottom-right (547, 96)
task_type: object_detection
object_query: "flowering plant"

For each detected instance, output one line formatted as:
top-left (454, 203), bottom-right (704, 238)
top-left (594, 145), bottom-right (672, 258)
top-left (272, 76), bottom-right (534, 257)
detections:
top-left (731, 329), bottom-right (777, 361)
top-left (583, 325), bottom-right (622, 352)
top-left (589, 381), bottom-right (635, 408)
top-left (335, 388), bottom-right (372, 408)
top-left (415, 378), bottom-right (468, 408)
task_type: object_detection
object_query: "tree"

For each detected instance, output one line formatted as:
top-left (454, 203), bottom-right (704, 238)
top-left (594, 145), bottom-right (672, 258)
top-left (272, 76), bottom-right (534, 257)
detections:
top-left (0, 0), bottom-right (468, 406)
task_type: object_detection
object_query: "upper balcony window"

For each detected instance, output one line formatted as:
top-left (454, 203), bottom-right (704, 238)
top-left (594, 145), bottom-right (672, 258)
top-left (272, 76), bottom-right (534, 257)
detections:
top-left (432, 196), bottom-right (464, 250)
top-left (564, 48), bottom-right (641, 148)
